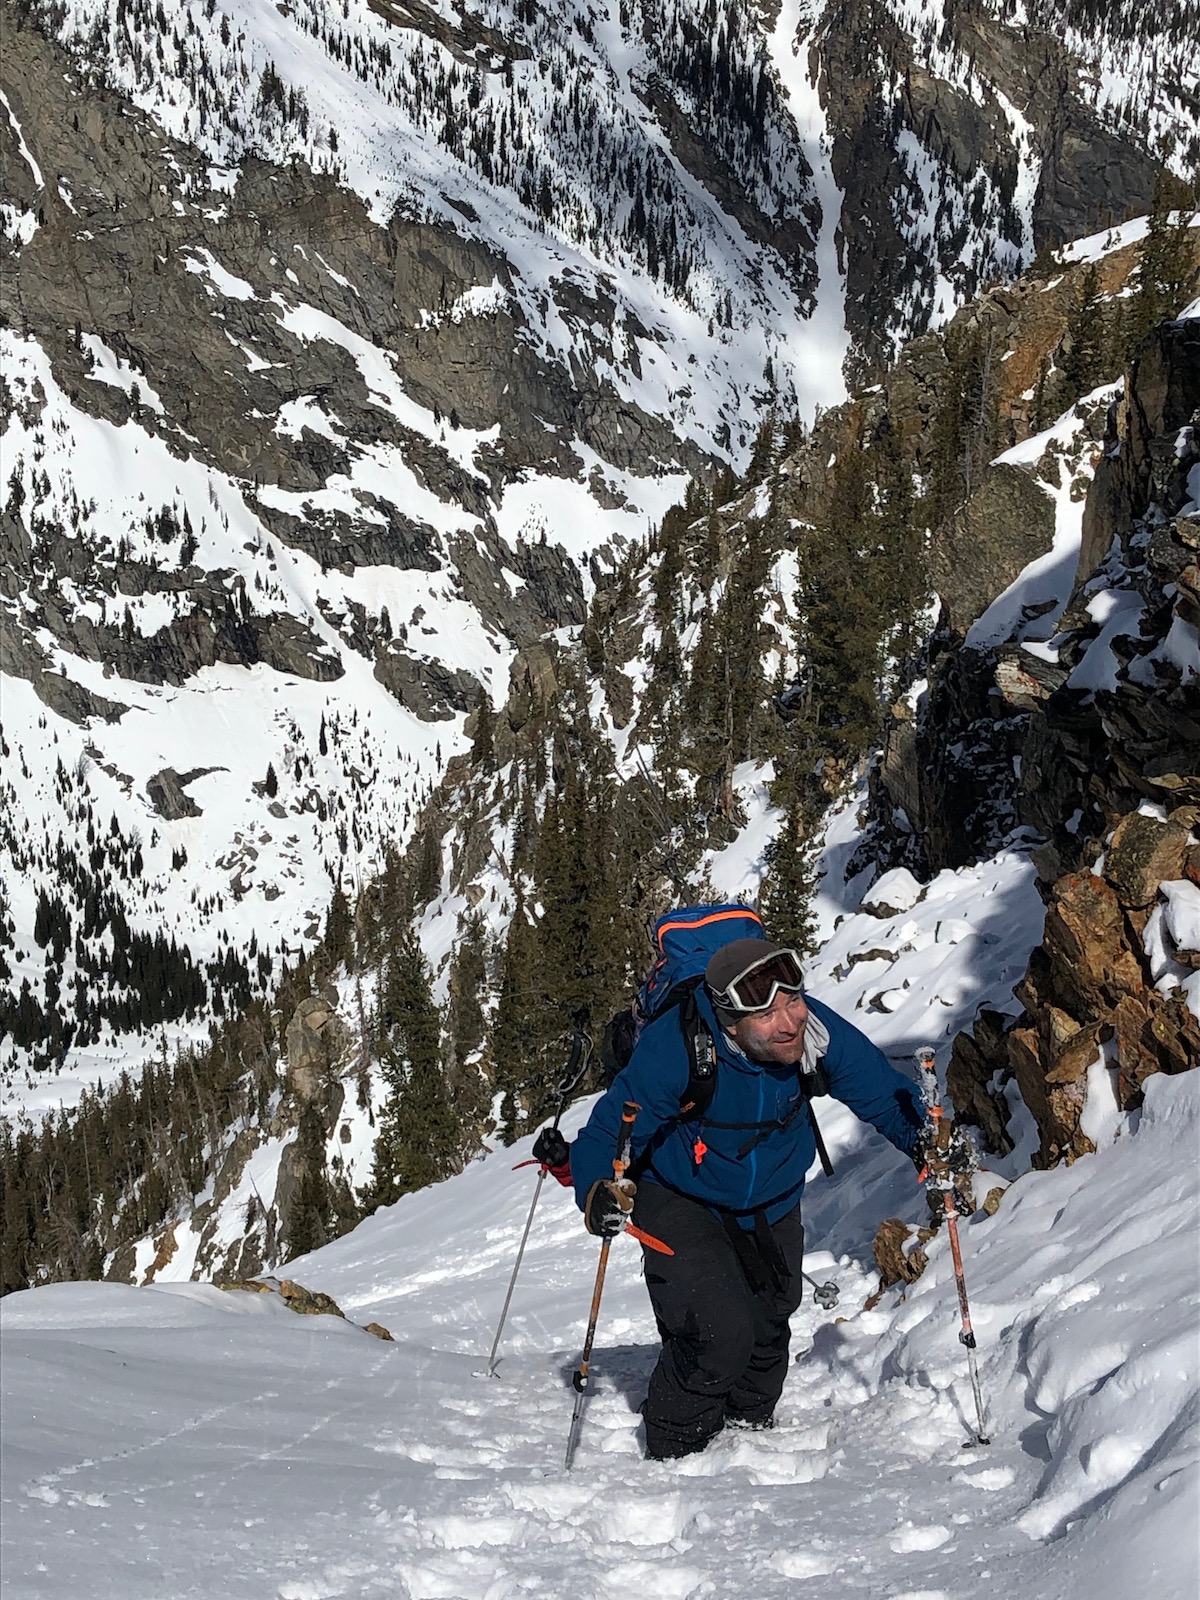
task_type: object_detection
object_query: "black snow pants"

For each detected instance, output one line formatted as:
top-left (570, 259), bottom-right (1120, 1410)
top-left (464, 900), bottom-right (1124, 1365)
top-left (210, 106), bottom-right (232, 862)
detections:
top-left (631, 1181), bottom-right (805, 1461)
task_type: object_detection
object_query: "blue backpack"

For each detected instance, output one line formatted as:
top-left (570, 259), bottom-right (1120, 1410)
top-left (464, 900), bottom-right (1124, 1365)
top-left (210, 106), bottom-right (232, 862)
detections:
top-left (599, 903), bottom-right (832, 1172)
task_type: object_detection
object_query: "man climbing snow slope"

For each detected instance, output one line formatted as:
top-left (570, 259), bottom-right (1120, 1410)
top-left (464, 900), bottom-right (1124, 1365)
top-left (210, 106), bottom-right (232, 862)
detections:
top-left (537, 915), bottom-right (963, 1461)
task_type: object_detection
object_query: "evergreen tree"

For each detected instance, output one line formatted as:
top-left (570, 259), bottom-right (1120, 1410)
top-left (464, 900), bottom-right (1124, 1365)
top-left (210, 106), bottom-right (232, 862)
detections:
top-left (651, 504), bottom-right (688, 640)
top-left (1061, 262), bottom-right (1106, 401)
top-left (794, 448), bottom-right (882, 752)
top-left (370, 928), bottom-right (458, 1204)
top-left (413, 829), bottom-right (442, 907)
top-left (1125, 174), bottom-right (1196, 350)
top-left (758, 799), bottom-right (817, 956)
top-left (927, 325), bottom-right (1000, 524)
top-left (1028, 354), bottom-right (1053, 433)
top-left (683, 517), bottom-right (774, 815)
top-left (471, 695), bottom-right (496, 774)
top-left (489, 890), bottom-right (547, 1138)
top-left (446, 929), bottom-right (486, 1054)
top-left (324, 878), bottom-right (353, 970)
top-left (744, 413), bottom-right (779, 487)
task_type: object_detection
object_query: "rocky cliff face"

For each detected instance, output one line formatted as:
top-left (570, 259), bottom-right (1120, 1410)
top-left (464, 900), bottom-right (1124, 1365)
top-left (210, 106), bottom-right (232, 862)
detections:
top-left (915, 317), bottom-right (1200, 1164)
top-left (815, 0), bottom-right (1192, 376)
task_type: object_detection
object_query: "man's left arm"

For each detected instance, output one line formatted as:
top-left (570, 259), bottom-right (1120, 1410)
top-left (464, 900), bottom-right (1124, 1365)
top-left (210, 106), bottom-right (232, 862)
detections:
top-left (805, 994), bottom-right (925, 1156)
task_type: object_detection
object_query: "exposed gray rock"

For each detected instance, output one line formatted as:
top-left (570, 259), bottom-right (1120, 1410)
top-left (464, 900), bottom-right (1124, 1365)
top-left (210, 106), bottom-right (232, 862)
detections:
top-left (146, 767), bottom-right (225, 821)
top-left (931, 464), bottom-right (1057, 636)
top-left (374, 645), bottom-right (479, 721)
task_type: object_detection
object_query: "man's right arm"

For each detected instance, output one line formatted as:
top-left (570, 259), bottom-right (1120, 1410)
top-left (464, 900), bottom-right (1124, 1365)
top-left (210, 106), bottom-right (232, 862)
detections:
top-left (569, 1017), bottom-right (689, 1212)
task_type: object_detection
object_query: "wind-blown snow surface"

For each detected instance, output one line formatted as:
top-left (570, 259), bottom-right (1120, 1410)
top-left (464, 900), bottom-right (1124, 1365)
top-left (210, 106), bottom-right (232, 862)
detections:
top-left (3, 1072), bottom-right (1196, 1599)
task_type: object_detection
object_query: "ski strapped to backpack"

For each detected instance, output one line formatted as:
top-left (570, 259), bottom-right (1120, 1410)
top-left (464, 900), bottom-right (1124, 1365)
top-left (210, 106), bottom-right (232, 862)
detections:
top-left (599, 904), bottom-right (834, 1180)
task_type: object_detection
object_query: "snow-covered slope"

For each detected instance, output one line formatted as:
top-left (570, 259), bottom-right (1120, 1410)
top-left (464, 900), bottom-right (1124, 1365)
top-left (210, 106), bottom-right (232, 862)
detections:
top-left (3, 1045), bottom-right (1195, 1598)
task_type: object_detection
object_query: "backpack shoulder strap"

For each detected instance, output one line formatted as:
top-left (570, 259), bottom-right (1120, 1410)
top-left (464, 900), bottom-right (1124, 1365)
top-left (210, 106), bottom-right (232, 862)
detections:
top-left (804, 1054), bottom-right (834, 1176)
top-left (808, 1102), bottom-right (834, 1177)
top-left (676, 981), bottom-right (717, 1122)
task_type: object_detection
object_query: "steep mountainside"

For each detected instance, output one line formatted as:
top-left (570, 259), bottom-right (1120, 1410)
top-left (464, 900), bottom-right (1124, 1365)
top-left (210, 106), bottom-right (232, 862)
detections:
top-left (819, 0), bottom-right (1198, 373)
top-left (1, 0), bottom-right (1191, 1101)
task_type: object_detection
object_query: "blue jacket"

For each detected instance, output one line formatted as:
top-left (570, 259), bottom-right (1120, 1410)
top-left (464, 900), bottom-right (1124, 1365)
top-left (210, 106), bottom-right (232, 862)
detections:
top-left (571, 992), bottom-right (924, 1226)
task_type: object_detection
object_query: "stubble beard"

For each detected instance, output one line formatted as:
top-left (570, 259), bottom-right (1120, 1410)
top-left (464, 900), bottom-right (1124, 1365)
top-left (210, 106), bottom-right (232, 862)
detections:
top-left (733, 1021), bottom-right (808, 1067)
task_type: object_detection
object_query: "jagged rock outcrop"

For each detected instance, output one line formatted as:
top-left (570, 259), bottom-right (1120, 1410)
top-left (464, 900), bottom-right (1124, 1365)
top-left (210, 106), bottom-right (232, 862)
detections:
top-left (283, 994), bottom-right (351, 1121)
top-left (942, 317), bottom-right (1200, 1164)
top-left (931, 464), bottom-right (1058, 637)
top-left (146, 767), bottom-right (223, 821)
top-left (222, 1276), bottom-right (394, 1338)
top-left (374, 646), bottom-right (479, 721)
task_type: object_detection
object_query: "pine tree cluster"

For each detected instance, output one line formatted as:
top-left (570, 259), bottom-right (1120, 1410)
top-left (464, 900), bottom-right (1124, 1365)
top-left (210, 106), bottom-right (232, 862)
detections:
top-left (2, 1001), bottom-right (279, 1294)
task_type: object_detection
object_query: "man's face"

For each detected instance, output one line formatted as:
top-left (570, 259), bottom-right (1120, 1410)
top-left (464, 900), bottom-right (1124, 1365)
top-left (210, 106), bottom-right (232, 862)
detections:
top-left (727, 989), bottom-right (810, 1064)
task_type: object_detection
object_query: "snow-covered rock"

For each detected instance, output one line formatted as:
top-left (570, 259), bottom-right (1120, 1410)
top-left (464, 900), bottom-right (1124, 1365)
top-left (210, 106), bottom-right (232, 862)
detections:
top-left (859, 867), bottom-right (926, 917)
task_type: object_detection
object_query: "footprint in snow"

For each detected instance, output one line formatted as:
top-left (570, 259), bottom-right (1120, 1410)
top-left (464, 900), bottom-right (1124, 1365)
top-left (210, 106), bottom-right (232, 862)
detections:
top-left (592, 1491), bottom-right (692, 1547)
top-left (600, 1557), bottom-right (705, 1597)
top-left (769, 1547), bottom-right (839, 1579)
top-left (503, 1480), bottom-right (594, 1520)
top-left (674, 1435), bottom-right (828, 1486)
top-left (425, 1511), bottom-right (523, 1550)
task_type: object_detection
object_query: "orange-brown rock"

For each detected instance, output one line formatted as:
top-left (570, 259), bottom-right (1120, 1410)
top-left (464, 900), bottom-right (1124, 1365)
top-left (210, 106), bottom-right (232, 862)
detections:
top-left (278, 1278), bottom-right (345, 1318)
top-left (1042, 873), bottom-right (1145, 1010)
top-left (1105, 813), bottom-right (1191, 908)
top-left (1046, 1079), bottom-right (1095, 1163)
top-left (1045, 1022), bottom-right (1104, 1085)
top-left (142, 1223), bottom-right (178, 1285)
top-left (946, 1011), bottom-right (1014, 1155)
top-left (1146, 989), bottom-right (1200, 1078)
top-left (872, 1218), bottom-right (928, 1290)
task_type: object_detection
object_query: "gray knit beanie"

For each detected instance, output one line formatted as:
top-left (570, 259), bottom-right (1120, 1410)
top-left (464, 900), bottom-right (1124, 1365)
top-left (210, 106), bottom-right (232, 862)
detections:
top-left (705, 937), bottom-right (786, 1025)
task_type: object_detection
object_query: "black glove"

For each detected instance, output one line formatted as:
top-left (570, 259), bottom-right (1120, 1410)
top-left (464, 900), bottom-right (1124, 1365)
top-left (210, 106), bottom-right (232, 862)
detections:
top-left (914, 1119), bottom-right (975, 1183)
top-left (532, 1127), bottom-right (570, 1169)
top-left (584, 1178), bottom-right (636, 1237)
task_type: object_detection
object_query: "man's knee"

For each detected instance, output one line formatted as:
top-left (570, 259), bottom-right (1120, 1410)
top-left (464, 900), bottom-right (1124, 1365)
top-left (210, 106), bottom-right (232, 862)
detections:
top-left (667, 1306), bottom-right (755, 1392)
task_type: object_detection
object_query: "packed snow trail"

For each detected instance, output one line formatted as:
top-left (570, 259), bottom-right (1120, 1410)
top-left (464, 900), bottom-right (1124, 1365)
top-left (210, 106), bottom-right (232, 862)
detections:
top-left (3, 1065), bottom-right (1197, 1600)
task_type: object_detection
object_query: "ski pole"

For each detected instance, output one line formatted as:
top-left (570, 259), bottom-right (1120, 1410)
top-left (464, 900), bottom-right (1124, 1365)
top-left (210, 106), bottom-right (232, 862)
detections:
top-left (802, 1269), bottom-right (839, 1309)
top-left (915, 1047), bottom-right (990, 1446)
top-left (564, 1099), bottom-right (640, 1471)
top-left (486, 1031), bottom-right (592, 1379)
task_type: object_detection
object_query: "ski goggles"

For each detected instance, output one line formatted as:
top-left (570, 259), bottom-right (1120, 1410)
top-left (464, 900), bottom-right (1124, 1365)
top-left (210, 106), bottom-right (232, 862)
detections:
top-left (708, 948), bottom-right (806, 1014)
